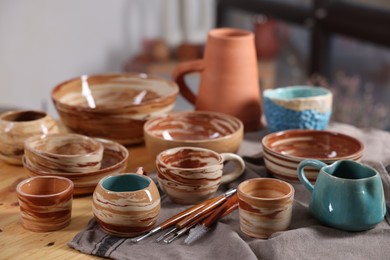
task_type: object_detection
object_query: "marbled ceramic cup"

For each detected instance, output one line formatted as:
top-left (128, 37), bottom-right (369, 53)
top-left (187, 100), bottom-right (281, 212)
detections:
top-left (16, 176), bottom-right (74, 232)
top-left (92, 168), bottom-right (161, 237)
top-left (156, 147), bottom-right (245, 204)
top-left (24, 133), bottom-right (104, 173)
top-left (237, 178), bottom-right (294, 239)
top-left (0, 110), bottom-right (58, 165)
top-left (263, 86), bottom-right (332, 132)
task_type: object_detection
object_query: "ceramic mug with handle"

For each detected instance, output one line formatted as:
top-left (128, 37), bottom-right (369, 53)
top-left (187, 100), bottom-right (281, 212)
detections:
top-left (156, 146), bottom-right (245, 204)
top-left (298, 159), bottom-right (386, 231)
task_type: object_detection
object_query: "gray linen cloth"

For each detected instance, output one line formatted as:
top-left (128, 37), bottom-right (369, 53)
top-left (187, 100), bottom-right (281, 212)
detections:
top-left (68, 122), bottom-right (390, 260)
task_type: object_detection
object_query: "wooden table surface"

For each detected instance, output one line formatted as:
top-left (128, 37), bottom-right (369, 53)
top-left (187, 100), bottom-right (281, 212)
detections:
top-left (0, 143), bottom-right (156, 259)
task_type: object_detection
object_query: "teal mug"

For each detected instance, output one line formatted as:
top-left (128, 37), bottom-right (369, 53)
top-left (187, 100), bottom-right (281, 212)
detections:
top-left (298, 159), bottom-right (386, 231)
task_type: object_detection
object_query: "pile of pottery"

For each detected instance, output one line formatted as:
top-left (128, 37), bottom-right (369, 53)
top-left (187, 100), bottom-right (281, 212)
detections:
top-left (1, 27), bottom-right (386, 239)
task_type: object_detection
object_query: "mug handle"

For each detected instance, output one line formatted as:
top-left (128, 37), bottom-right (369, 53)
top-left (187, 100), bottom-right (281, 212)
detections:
top-left (135, 167), bottom-right (147, 175)
top-left (297, 159), bottom-right (327, 193)
top-left (172, 59), bottom-right (204, 105)
top-left (220, 153), bottom-right (245, 184)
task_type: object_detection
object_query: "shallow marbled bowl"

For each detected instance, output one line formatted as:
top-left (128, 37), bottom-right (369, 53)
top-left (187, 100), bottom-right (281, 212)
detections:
top-left (143, 111), bottom-right (244, 158)
top-left (52, 73), bottom-right (179, 145)
top-left (262, 129), bottom-right (364, 182)
top-left (23, 138), bottom-right (128, 195)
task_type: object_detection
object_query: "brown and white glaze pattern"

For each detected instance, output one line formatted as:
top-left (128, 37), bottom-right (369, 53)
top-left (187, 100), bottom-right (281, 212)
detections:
top-left (237, 178), bottom-right (294, 239)
top-left (52, 73), bottom-right (178, 145)
top-left (262, 130), bottom-right (364, 182)
top-left (0, 110), bottom-right (59, 165)
top-left (16, 176), bottom-right (74, 232)
top-left (24, 133), bottom-right (104, 173)
top-left (92, 172), bottom-right (160, 237)
top-left (23, 138), bottom-right (128, 195)
top-left (144, 111), bottom-right (244, 158)
top-left (156, 147), bottom-right (245, 204)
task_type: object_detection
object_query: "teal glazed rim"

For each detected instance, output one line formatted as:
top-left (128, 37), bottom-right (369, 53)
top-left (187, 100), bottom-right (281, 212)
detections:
top-left (101, 174), bottom-right (150, 192)
top-left (263, 86), bottom-right (331, 100)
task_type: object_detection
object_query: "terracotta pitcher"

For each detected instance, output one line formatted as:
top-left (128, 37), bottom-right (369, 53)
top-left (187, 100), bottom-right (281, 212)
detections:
top-left (173, 28), bottom-right (262, 131)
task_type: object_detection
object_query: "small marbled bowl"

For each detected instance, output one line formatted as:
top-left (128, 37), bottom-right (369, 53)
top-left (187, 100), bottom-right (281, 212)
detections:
top-left (0, 110), bottom-right (59, 165)
top-left (92, 168), bottom-right (160, 237)
top-left (263, 86), bottom-right (332, 132)
top-left (24, 133), bottom-right (104, 173)
top-left (23, 138), bottom-right (128, 195)
top-left (143, 111), bottom-right (243, 158)
top-left (262, 129), bottom-right (364, 182)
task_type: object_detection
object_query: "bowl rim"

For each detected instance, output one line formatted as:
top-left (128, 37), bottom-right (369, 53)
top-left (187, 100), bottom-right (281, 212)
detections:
top-left (143, 111), bottom-right (244, 143)
top-left (262, 129), bottom-right (364, 161)
top-left (24, 133), bottom-right (104, 159)
top-left (263, 85), bottom-right (332, 101)
top-left (51, 72), bottom-right (179, 112)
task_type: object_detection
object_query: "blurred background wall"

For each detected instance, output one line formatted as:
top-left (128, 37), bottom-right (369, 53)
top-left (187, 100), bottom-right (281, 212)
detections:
top-left (0, 0), bottom-right (215, 116)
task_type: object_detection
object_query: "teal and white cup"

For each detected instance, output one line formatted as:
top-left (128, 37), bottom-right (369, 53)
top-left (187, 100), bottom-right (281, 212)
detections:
top-left (263, 86), bottom-right (332, 132)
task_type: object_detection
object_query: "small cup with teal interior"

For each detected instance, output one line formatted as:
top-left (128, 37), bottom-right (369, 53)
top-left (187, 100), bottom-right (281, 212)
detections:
top-left (263, 86), bottom-right (332, 132)
top-left (92, 168), bottom-right (161, 237)
top-left (298, 159), bottom-right (386, 231)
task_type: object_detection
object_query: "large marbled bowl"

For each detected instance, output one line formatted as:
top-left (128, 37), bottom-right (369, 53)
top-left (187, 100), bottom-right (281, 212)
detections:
top-left (262, 129), bottom-right (364, 182)
top-left (143, 111), bottom-right (244, 158)
top-left (52, 73), bottom-right (179, 145)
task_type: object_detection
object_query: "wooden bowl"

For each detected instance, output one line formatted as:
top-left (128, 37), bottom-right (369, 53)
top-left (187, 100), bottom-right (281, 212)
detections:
top-left (143, 111), bottom-right (244, 158)
top-left (262, 129), bottom-right (364, 182)
top-left (52, 73), bottom-right (178, 145)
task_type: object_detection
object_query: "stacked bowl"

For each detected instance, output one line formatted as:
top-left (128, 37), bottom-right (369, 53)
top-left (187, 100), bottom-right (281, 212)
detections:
top-left (23, 134), bottom-right (128, 195)
top-left (262, 129), bottom-right (364, 182)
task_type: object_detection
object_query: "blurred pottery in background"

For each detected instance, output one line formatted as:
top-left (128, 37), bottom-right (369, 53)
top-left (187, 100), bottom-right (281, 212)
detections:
top-left (262, 129), bottom-right (364, 182)
top-left (173, 28), bottom-right (262, 132)
top-left (24, 133), bottom-right (104, 173)
top-left (143, 111), bottom-right (243, 158)
top-left (52, 73), bottom-right (178, 145)
top-left (156, 146), bottom-right (245, 204)
top-left (263, 86), bottom-right (332, 132)
top-left (16, 176), bottom-right (74, 232)
top-left (92, 168), bottom-right (160, 237)
top-left (24, 138), bottom-right (128, 196)
top-left (0, 110), bottom-right (58, 165)
top-left (298, 159), bottom-right (386, 231)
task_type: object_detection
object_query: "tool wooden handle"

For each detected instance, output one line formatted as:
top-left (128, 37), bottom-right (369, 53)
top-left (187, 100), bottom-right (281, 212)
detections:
top-left (159, 195), bottom-right (222, 229)
top-left (203, 194), bottom-right (238, 228)
top-left (175, 196), bottom-right (228, 229)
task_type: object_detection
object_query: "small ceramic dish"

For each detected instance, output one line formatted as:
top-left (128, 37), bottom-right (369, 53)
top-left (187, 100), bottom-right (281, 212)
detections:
top-left (23, 138), bottom-right (128, 195)
top-left (143, 111), bottom-right (244, 158)
top-left (262, 129), bottom-right (364, 182)
top-left (24, 133), bottom-right (104, 173)
top-left (52, 73), bottom-right (179, 145)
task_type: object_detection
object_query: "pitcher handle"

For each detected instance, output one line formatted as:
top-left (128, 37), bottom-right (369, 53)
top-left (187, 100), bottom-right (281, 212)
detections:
top-left (297, 159), bottom-right (327, 193)
top-left (172, 59), bottom-right (204, 105)
top-left (220, 153), bottom-right (245, 184)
